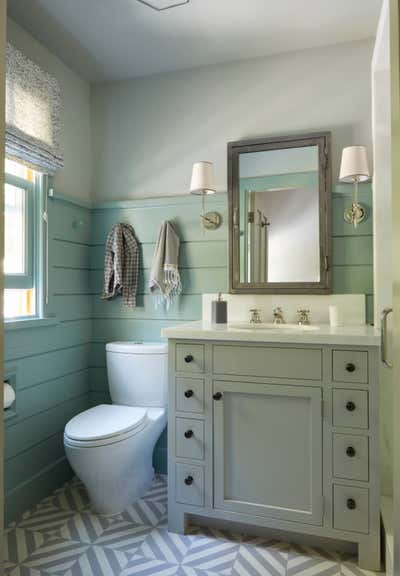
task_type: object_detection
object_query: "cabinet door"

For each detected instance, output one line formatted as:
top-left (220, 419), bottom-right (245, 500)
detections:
top-left (213, 380), bottom-right (323, 525)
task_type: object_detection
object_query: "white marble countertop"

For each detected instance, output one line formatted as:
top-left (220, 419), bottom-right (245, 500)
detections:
top-left (162, 321), bottom-right (380, 347)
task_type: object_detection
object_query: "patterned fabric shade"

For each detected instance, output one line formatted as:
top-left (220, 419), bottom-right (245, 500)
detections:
top-left (6, 43), bottom-right (64, 174)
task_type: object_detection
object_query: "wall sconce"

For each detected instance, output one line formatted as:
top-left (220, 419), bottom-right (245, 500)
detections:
top-left (190, 161), bottom-right (221, 230)
top-left (339, 146), bottom-right (371, 228)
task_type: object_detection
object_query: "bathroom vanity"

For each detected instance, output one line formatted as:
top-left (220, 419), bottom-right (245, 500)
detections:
top-left (163, 322), bottom-right (380, 570)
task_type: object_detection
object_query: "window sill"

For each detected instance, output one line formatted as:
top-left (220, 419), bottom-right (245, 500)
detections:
top-left (5, 316), bottom-right (59, 331)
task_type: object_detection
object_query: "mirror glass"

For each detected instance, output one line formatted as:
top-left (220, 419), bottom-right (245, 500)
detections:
top-left (239, 146), bottom-right (320, 283)
top-left (229, 133), bottom-right (331, 294)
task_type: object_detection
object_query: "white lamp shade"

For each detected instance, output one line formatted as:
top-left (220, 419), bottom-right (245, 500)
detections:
top-left (339, 146), bottom-right (370, 182)
top-left (190, 161), bottom-right (216, 195)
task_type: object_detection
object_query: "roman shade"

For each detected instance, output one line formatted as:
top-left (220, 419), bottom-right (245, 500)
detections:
top-left (6, 43), bottom-right (63, 173)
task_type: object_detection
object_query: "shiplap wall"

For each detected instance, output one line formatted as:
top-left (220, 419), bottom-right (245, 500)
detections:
top-left (89, 184), bottom-right (373, 473)
top-left (4, 199), bottom-right (92, 523)
top-left (4, 183), bottom-right (372, 521)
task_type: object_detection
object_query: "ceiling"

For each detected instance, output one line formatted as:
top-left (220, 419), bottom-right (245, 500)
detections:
top-left (7, 0), bottom-right (382, 83)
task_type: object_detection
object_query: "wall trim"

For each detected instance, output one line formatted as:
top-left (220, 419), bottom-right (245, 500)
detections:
top-left (50, 184), bottom-right (372, 212)
top-left (92, 192), bottom-right (227, 211)
top-left (50, 193), bottom-right (93, 210)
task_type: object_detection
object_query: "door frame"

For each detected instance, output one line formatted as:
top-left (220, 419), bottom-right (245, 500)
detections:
top-left (0, 0), bottom-right (7, 563)
top-left (391, 1), bottom-right (400, 574)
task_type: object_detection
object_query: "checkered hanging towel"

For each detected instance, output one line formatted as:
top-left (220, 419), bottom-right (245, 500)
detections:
top-left (102, 223), bottom-right (139, 307)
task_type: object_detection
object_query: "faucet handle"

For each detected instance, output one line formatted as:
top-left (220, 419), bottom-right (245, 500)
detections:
top-left (297, 309), bottom-right (311, 325)
top-left (249, 308), bottom-right (262, 324)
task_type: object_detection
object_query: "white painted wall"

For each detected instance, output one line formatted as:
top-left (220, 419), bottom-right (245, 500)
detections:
top-left (7, 19), bottom-right (92, 203)
top-left (253, 187), bottom-right (320, 283)
top-left (92, 38), bottom-right (374, 201)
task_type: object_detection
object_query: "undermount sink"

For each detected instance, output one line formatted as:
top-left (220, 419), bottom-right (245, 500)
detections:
top-left (228, 322), bottom-right (320, 332)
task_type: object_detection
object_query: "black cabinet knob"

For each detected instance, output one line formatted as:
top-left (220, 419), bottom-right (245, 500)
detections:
top-left (345, 363), bottom-right (356, 373)
top-left (184, 355), bottom-right (194, 363)
top-left (184, 475), bottom-right (194, 486)
top-left (184, 430), bottom-right (194, 439)
top-left (346, 446), bottom-right (356, 458)
top-left (213, 392), bottom-right (223, 401)
top-left (347, 498), bottom-right (356, 510)
top-left (184, 389), bottom-right (194, 398)
top-left (346, 401), bottom-right (356, 412)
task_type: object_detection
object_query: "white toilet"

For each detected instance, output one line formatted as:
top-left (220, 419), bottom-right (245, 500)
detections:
top-left (64, 341), bottom-right (168, 515)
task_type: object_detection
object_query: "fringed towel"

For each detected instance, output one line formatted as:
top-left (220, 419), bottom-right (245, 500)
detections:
top-left (149, 221), bottom-right (181, 308)
top-left (102, 223), bottom-right (139, 307)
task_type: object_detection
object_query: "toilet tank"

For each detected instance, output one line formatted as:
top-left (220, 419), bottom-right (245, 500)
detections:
top-left (106, 342), bottom-right (168, 407)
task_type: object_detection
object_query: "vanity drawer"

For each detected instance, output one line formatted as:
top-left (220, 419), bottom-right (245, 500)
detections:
top-left (175, 418), bottom-right (205, 460)
top-left (332, 351), bottom-right (368, 384)
top-left (332, 389), bottom-right (369, 429)
top-left (176, 344), bottom-right (205, 374)
top-left (333, 484), bottom-right (369, 534)
top-left (213, 345), bottom-right (322, 381)
top-left (176, 378), bottom-right (205, 414)
top-left (333, 434), bottom-right (369, 482)
top-left (175, 463), bottom-right (204, 507)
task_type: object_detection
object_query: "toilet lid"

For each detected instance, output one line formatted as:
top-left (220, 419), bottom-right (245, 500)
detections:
top-left (64, 404), bottom-right (148, 442)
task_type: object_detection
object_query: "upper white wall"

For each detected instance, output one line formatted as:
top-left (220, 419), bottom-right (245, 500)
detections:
top-left (7, 19), bottom-right (92, 203)
top-left (92, 38), bottom-right (373, 201)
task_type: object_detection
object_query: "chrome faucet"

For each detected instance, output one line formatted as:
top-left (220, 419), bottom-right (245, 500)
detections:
top-left (297, 309), bottom-right (311, 325)
top-left (272, 307), bottom-right (285, 324)
top-left (249, 308), bottom-right (262, 324)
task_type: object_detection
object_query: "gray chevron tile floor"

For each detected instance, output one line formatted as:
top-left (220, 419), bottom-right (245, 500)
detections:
top-left (4, 476), bottom-right (384, 576)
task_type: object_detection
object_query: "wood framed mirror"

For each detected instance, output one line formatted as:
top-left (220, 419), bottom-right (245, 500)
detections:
top-left (228, 132), bottom-right (332, 294)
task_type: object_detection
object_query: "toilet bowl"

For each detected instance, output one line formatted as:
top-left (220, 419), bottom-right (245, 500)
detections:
top-left (64, 404), bottom-right (166, 514)
top-left (63, 342), bottom-right (168, 515)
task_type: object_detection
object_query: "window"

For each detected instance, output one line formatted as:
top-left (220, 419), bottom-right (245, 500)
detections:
top-left (4, 158), bottom-right (44, 320)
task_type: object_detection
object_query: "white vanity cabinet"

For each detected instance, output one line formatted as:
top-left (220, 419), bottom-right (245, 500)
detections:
top-left (167, 337), bottom-right (380, 570)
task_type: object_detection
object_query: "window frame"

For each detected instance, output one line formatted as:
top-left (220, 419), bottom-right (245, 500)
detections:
top-left (4, 172), bottom-right (34, 290)
top-left (4, 164), bottom-right (46, 322)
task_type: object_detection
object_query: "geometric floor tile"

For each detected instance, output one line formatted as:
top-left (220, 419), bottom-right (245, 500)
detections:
top-left (122, 498), bottom-right (167, 527)
top-left (120, 554), bottom-right (180, 576)
top-left (62, 545), bottom-right (129, 575)
top-left (287, 544), bottom-right (341, 576)
top-left (5, 476), bottom-right (385, 576)
top-left (94, 522), bottom-right (153, 553)
top-left (181, 531), bottom-right (240, 575)
top-left (4, 528), bottom-right (45, 565)
top-left (139, 528), bottom-right (193, 564)
top-left (22, 537), bottom-right (89, 574)
top-left (17, 506), bottom-right (75, 535)
top-left (48, 481), bottom-right (90, 513)
top-left (232, 540), bottom-right (289, 576)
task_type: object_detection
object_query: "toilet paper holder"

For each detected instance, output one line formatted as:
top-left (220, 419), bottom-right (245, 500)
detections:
top-left (3, 372), bottom-right (17, 417)
top-left (4, 380), bottom-right (16, 410)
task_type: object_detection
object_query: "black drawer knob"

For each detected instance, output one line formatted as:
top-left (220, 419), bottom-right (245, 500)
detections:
top-left (184, 354), bottom-right (194, 363)
top-left (346, 401), bottom-right (356, 412)
top-left (345, 363), bottom-right (356, 373)
top-left (346, 446), bottom-right (356, 458)
top-left (184, 389), bottom-right (194, 398)
top-left (184, 475), bottom-right (194, 486)
top-left (184, 430), bottom-right (194, 439)
top-left (347, 498), bottom-right (356, 510)
top-left (213, 392), bottom-right (223, 401)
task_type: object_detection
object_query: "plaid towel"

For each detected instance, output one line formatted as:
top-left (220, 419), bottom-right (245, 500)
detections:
top-left (102, 223), bottom-right (139, 307)
top-left (149, 220), bottom-right (181, 309)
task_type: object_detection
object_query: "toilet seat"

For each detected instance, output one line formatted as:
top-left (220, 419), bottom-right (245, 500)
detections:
top-left (64, 404), bottom-right (148, 448)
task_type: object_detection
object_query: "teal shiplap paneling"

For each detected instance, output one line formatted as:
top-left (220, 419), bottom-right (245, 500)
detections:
top-left (6, 184), bottom-right (374, 520)
top-left (88, 185), bottom-right (373, 473)
top-left (4, 199), bottom-right (92, 523)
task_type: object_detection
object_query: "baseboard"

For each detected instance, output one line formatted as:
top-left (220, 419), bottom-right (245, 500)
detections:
top-left (5, 456), bottom-right (73, 525)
